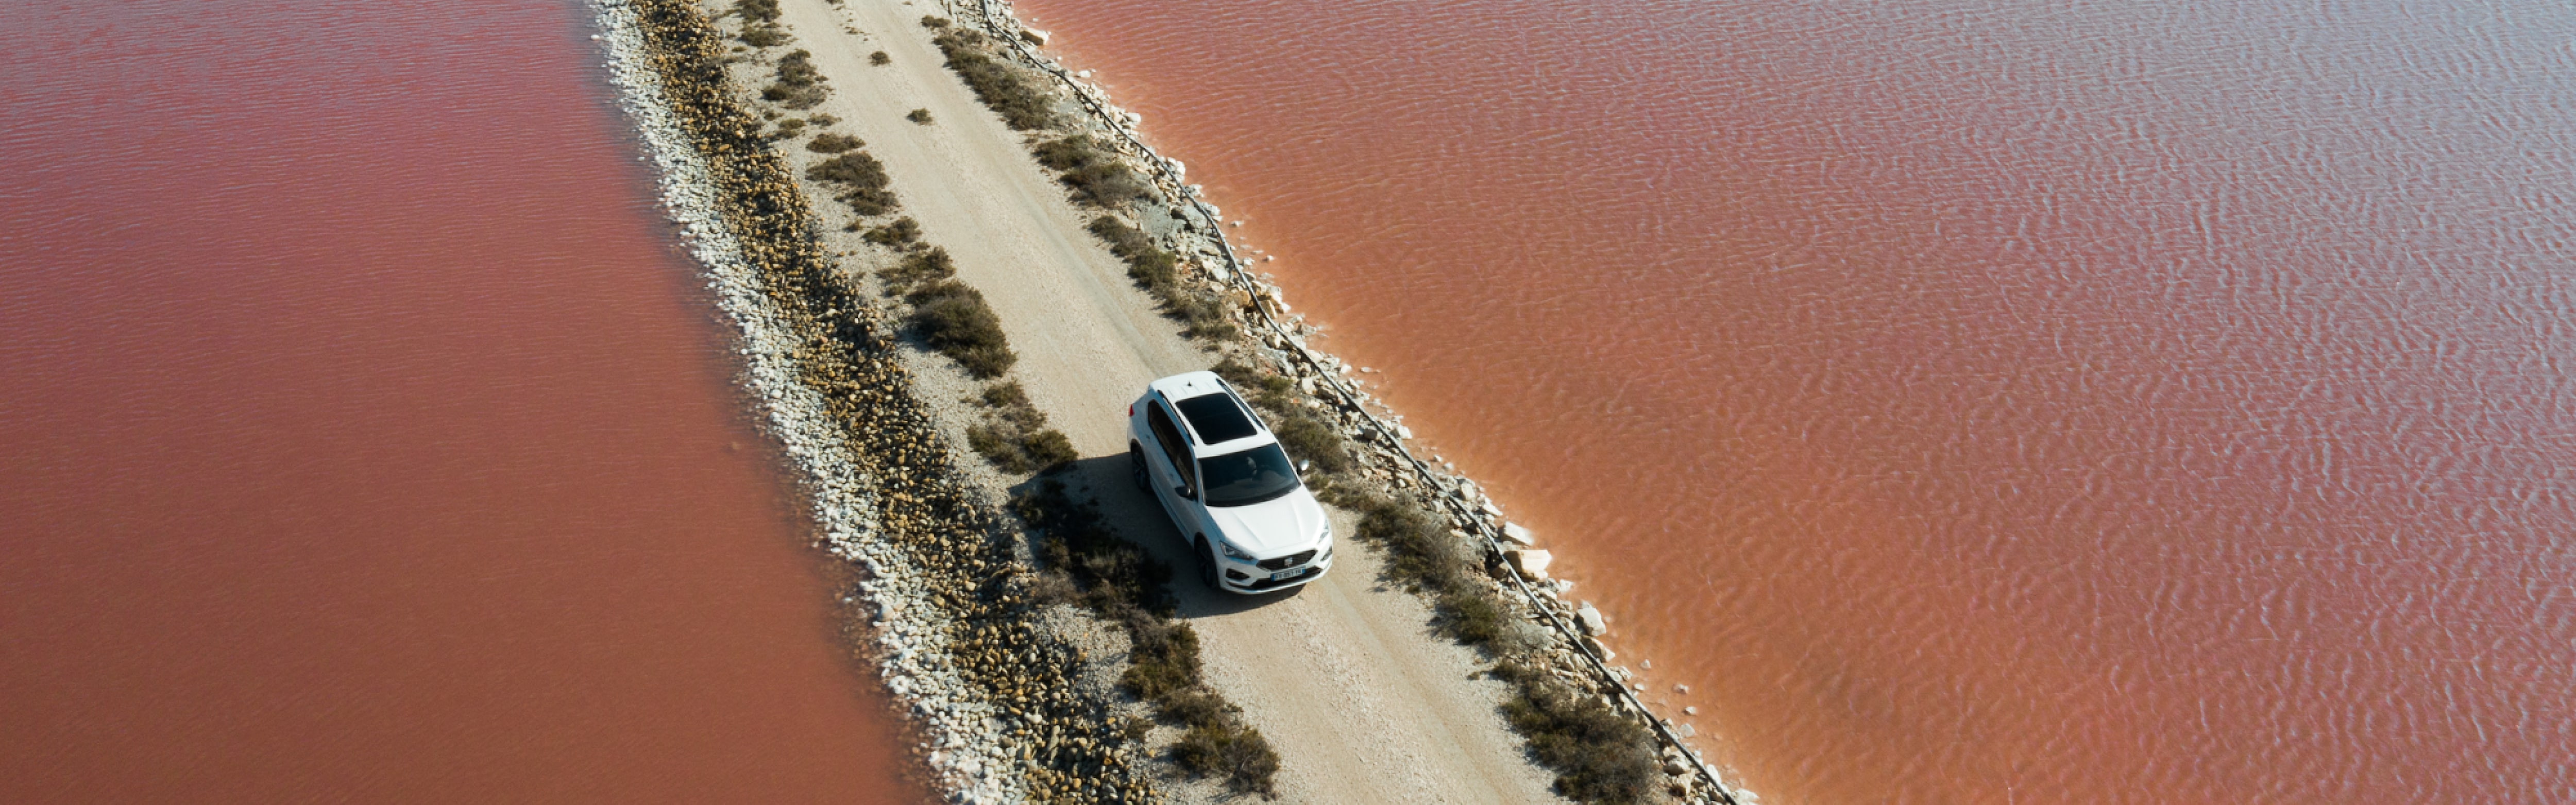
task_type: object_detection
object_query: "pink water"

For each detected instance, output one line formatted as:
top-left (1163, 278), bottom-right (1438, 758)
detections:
top-left (1013, 0), bottom-right (2576, 801)
top-left (0, 1), bottom-right (922, 801)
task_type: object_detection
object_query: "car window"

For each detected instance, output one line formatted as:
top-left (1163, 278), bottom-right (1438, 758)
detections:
top-left (1145, 401), bottom-right (1195, 490)
top-left (1198, 444), bottom-right (1301, 507)
top-left (1173, 392), bottom-right (1260, 444)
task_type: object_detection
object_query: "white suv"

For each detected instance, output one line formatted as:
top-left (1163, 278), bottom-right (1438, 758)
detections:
top-left (1128, 371), bottom-right (1334, 593)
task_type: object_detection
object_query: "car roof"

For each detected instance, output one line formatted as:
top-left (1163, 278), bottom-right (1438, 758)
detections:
top-left (1147, 371), bottom-right (1275, 451)
top-left (1147, 370), bottom-right (1230, 402)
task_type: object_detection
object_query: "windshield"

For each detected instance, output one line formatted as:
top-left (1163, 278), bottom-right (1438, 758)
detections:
top-left (1197, 444), bottom-right (1301, 507)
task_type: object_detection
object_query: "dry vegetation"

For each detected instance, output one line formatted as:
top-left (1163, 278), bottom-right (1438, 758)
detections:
top-left (1013, 482), bottom-right (1282, 797)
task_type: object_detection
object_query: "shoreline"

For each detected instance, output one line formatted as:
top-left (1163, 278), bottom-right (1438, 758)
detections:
top-left (596, 0), bottom-right (1747, 801)
top-left (927, 3), bottom-right (1751, 802)
top-left (591, 3), bottom-right (1151, 801)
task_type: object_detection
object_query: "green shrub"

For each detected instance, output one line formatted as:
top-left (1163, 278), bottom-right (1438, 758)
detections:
top-left (1492, 663), bottom-right (1663, 804)
top-left (1086, 216), bottom-right (1234, 339)
top-left (880, 245), bottom-right (954, 292)
top-left (870, 50), bottom-right (891, 65)
top-left (906, 280), bottom-right (1015, 378)
top-left (764, 49), bottom-right (828, 108)
top-left (807, 132), bottom-right (863, 153)
top-left (931, 30), bottom-right (1061, 130)
top-left (1118, 615), bottom-right (1200, 702)
top-left (1037, 137), bottom-right (1148, 207)
top-left (1008, 482), bottom-right (1277, 796)
top-left (863, 216), bottom-right (922, 247)
top-left (807, 151), bottom-right (897, 215)
top-left (964, 382), bottom-right (1075, 473)
top-left (1172, 722), bottom-right (1281, 797)
top-left (907, 108), bottom-right (934, 124)
top-left (1012, 481), bottom-right (1173, 615)
top-left (739, 23), bottom-right (788, 47)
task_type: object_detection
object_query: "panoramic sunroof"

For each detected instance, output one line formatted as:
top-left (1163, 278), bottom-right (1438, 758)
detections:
top-left (1173, 392), bottom-right (1260, 444)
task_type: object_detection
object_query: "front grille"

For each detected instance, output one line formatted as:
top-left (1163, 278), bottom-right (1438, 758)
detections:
top-left (1257, 550), bottom-right (1317, 572)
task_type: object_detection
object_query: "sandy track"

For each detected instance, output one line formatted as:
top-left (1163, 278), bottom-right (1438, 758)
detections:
top-left (767, 0), bottom-right (1565, 801)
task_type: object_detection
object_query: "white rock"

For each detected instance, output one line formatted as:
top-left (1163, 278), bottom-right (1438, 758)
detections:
top-left (1575, 602), bottom-right (1607, 635)
top-left (1684, 706), bottom-right (1700, 715)
top-left (1675, 683), bottom-right (1690, 694)
top-left (1501, 521), bottom-right (1538, 546)
top-left (1681, 724), bottom-right (1697, 738)
top-left (1021, 27), bottom-right (1051, 45)
top-left (1506, 549), bottom-right (1553, 579)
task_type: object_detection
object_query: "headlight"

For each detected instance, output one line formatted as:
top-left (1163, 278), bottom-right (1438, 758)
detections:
top-left (1318, 522), bottom-right (1332, 549)
top-left (1218, 541), bottom-right (1253, 561)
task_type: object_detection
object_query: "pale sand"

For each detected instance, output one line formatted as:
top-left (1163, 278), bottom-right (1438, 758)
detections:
top-left (763, 0), bottom-right (1568, 801)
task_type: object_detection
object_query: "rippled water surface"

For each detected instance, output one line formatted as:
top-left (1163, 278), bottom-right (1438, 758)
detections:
top-left (0, 2), bottom-right (922, 801)
top-left (1010, 0), bottom-right (2576, 800)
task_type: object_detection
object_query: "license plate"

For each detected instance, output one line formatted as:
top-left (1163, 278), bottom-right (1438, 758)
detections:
top-left (1269, 568), bottom-right (1304, 582)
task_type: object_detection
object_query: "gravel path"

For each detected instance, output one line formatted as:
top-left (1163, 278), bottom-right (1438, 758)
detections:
top-left (772, 0), bottom-right (1567, 801)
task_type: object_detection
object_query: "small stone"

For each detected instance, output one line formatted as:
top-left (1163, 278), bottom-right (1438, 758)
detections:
top-left (1506, 549), bottom-right (1553, 579)
top-left (1501, 522), bottom-right (1538, 546)
top-left (1575, 602), bottom-right (1607, 635)
top-left (1684, 706), bottom-right (1700, 715)
top-left (1675, 683), bottom-right (1690, 694)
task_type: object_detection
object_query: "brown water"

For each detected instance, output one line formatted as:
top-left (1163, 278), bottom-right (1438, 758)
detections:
top-left (0, 2), bottom-right (923, 802)
top-left (1012, 0), bottom-right (2576, 801)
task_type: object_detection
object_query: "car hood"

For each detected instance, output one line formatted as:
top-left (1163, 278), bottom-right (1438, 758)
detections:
top-left (1205, 486), bottom-right (1326, 557)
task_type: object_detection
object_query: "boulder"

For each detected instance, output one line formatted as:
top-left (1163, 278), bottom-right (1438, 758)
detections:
top-left (1575, 602), bottom-right (1607, 635)
top-left (1501, 521), bottom-right (1538, 546)
top-left (1020, 28), bottom-right (1052, 45)
top-left (1505, 549), bottom-right (1553, 579)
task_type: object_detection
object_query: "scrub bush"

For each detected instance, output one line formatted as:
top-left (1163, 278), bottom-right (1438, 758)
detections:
top-left (929, 28), bottom-right (1061, 130)
top-left (906, 280), bottom-right (1015, 378)
top-left (1037, 136), bottom-right (1148, 207)
top-left (807, 151), bottom-right (897, 215)
top-left (863, 216), bottom-right (921, 248)
top-left (966, 382), bottom-right (1075, 473)
top-left (1009, 482), bottom-right (1280, 797)
top-left (1087, 216), bottom-right (1233, 339)
top-left (807, 132), bottom-right (863, 153)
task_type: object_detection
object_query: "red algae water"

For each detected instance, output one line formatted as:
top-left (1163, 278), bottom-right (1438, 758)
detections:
top-left (1013, 0), bottom-right (2576, 801)
top-left (0, 2), bottom-right (923, 802)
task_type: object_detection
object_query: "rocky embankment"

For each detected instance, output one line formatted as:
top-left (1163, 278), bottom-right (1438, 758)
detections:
top-left (593, 2), bottom-right (1153, 802)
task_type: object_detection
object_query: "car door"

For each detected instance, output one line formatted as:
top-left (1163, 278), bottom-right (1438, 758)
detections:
top-left (1142, 400), bottom-right (1197, 526)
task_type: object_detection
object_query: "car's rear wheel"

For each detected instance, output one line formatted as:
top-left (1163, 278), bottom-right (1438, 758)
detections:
top-left (1195, 537), bottom-right (1222, 591)
top-left (1128, 443), bottom-right (1150, 493)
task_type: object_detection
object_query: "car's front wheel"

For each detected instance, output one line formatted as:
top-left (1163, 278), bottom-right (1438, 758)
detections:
top-left (1128, 443), bottom-right (1150, 493)
top-left (1195, 537), bottom-right (1222, 591)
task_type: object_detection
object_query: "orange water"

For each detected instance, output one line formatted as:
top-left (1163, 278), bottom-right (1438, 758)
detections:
top-left (0, 2), bottom-right (922, 801)
top-left (1014, 0), bottom-right (2576, 800)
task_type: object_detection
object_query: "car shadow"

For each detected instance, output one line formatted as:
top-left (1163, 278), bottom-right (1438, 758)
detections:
top-left (1014, 454), bottom-right (1308, 620)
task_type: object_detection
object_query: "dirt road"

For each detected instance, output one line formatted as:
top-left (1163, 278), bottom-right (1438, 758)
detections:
top-left (762, 0), bottom-right (1564, 801)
